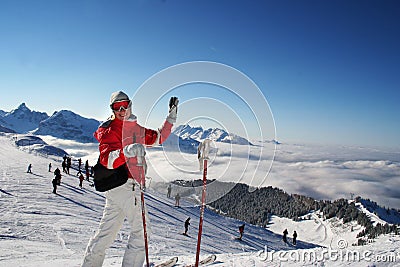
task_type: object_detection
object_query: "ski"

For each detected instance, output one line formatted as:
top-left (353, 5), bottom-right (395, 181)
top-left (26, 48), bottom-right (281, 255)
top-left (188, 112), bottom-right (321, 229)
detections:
top-left (154, 256), bottom-right (178, 267)
top-left (184, 254), bottom-right (216, 267)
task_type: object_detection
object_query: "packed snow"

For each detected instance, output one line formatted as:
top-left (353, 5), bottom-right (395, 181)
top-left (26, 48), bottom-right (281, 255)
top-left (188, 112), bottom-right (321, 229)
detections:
top-left (1, 133), bottom-right (399, 266)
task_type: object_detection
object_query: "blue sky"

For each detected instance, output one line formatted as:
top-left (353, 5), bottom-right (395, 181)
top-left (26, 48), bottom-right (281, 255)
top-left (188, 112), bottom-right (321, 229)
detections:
top-left (0, 0), bottom-right (399, 148)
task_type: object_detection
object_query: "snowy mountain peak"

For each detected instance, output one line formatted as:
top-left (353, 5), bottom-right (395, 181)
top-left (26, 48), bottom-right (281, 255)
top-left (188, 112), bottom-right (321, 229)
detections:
top-left (16, 102), bottom-right (29, 111)
top-left (9, 102), bottom-right (38, 117)
top-left (174, 124), bottom-right (205, 140)
top-left (32, 110), bottom-right (100, 143)
top-left (0, 103), bottom-right (102, 143)
top-left (2, 103), bottom-right (49, 133)
top-left (173, 124), bottom-right (252, 145)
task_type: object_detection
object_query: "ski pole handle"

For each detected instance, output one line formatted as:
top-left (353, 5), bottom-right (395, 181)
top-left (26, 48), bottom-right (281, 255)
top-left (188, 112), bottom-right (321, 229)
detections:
top-left (198, 139), bottom-right (212, 160)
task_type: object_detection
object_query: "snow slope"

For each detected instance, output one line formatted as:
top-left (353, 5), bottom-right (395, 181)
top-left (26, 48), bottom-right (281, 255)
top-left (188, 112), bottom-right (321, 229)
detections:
top-left (0, 133), bottom-right (308, 266)
top-left (1, 133), bottom-right (399, 266)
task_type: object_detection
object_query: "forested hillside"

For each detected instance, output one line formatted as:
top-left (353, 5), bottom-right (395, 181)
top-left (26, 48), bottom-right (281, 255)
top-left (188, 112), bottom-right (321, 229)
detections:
top-left (204, 182), bottom-right (400, 245)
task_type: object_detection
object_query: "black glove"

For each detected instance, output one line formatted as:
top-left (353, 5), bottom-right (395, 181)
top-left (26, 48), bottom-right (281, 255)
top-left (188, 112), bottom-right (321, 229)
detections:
top-left (167, 96), bottom-right (179, 123)
top-left (169, 96), bottom-right (179, 113)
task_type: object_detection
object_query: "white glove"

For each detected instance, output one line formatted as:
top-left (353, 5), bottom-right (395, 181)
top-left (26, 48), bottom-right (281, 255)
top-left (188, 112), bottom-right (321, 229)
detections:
top-left (166, 96), bottom-right (179, 124)
top-left (123, 143), bottom-right (146, 158)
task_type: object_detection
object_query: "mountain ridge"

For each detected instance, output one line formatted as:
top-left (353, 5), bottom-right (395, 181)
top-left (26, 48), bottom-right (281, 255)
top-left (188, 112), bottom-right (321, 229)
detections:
top-left (173, 124), bottom-right (253, 145)
top-left (32, 110), bottom-right (99, 143)
top-left (0, 103), bottom-right (100, 143)
top-left (0, 103), bottom-right (258, 146)
top-left (1, 103), bottom-right (49, 133)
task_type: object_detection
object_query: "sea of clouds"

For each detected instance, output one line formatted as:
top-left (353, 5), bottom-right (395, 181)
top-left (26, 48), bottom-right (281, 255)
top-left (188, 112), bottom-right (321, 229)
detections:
top-left (41, 135), bottom-right (400, 210)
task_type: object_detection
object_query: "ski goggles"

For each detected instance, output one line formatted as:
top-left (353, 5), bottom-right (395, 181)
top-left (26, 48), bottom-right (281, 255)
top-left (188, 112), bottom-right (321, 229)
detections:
top-left (111, 100), bottom-right (131, 112)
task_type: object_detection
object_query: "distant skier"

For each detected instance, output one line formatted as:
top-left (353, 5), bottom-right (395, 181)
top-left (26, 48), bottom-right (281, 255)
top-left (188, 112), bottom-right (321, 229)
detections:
top-left (48, 162), bottom-right (52, 172)
top-left (52, 177), bottom-right (58, 194)
top-left (293, 230), bottom-right (297, 245)
top-left (85, 160), bottom-right (90, 180)
top-left (78, 158), bottom-right (82, 171)
top-left (79, 173), bottom-right (85, 188)
top-left (27, 164), bottom-right (32, 173)
top-left (85, 168), bottom-right (90, 181)
top-left (54, 167), bottom-right (61, 177)
top-left (238, 224), bottom-right (245, 240)
top-left (283, 229), bottom-right (288, 243)
top-left (62, 160), bottom-right (67, 173)
top-left (167, 184), bottom-right (172, 198)
top-left (54, 167), bottom-right (62, 185)
top-left (184, 217), bottom-right (190, 236)
top-left (66, 157), bottom-right (71, 174)
top-left (175, 193), bottom-right (181, 207)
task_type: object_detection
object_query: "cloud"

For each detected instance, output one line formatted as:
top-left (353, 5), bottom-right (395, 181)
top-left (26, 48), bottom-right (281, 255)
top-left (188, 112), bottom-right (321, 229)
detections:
top-left (147, 141), bottom-right (400, 209)
top-left (44, 135), bottom-right (400, 209)
top-left (264, 145), bottom-right (400, 209)
top-left (38, 135), bottom-right (99, 163)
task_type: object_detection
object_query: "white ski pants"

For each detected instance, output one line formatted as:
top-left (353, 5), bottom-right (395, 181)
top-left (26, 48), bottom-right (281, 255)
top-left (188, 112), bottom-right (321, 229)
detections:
top-left (81, 179), bottom-right (148, 267)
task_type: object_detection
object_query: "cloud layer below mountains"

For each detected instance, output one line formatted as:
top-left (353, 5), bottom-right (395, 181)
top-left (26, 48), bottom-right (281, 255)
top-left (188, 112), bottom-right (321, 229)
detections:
top-left (42, 135), bottom-right (400, 210)
top-left (149, 142), bottom-right (400, 210)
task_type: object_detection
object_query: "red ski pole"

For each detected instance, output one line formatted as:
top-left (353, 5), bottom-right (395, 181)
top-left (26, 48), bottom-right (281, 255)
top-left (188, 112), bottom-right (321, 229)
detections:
top-left (138, 156), bottom-right (150, 267)
top-left (195, 139), bottom-right (211, 267)
top-left (195, 158), bottom-right (207, 267)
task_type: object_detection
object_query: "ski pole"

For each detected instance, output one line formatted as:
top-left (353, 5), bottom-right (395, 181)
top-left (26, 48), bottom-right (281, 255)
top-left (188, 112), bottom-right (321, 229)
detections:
top-left (138, 155), bottom-right (150, 267)
top-left (195, 158), bottom-right (207, 267)
top-left (195, 139), bottom-right (211, 267)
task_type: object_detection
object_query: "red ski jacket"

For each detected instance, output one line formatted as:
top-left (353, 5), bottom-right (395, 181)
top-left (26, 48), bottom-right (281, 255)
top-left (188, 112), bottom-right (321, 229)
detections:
top-left (94, 115), bottom-right (173, 183)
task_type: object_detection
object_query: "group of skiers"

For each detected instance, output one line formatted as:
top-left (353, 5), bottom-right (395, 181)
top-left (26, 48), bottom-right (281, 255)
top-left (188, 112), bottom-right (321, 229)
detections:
top-left (59, 157), bottom-right (94, 191)
top-left (76, 158), bottom-right (92, 181)
top-left (61, 155), bottom-right (72, 174)
top-left (167, 184), bottom-right (182, 208)
top-left (52, 160), bottom-right (92, 193)
top-left (26, 156), bottom-right (93, 194)
top-left (166, 183), bottom-right (298, 247)
top-left (233, 225), bottom-right (298, 246)
top-left (283, 228), bottom-right (298, 245)
top-left (180, 219), bottom-right (298, 246)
